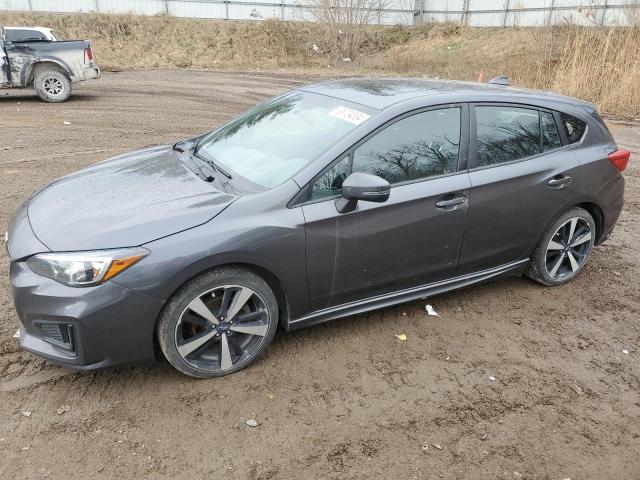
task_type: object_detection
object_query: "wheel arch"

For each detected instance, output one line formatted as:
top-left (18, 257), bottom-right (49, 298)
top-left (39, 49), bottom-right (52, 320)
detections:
top-left (528, 200), bottom-right (605, 258)
top-left (153, 262), bottom-right (291, 338)
top-left (574, 201), bottom-right (605, 244)
top-left (25, 59), bottom-right (71, 85)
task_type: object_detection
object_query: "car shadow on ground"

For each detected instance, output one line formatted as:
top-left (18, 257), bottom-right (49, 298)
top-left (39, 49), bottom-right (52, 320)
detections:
top-left (0, 92), bottom-right (101, 103)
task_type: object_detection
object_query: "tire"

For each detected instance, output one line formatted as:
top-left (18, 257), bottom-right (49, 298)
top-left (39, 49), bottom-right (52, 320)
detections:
top-left (526, 207), bottom-right (596, 286)
top-left (157, 267), bottom-right (279, 378)
top-left (34, 69), bottom-right (71, 103)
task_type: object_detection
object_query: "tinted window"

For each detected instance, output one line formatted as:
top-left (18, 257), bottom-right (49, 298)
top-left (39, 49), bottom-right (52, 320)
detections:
top-left (542, 111), bottom-right (562, 151)
top-left (476, 106), bottom-right (540, 166)
top-left (352, 107), bottom-right (460, 184)
top-left (310, 156), bottom-right (350, 201)
top-left (560, 113), bottom-right (587, 144)
top-left (6, 29), bottom-right (46, 42)
top-left (196, 92), bottom-right (376, 189)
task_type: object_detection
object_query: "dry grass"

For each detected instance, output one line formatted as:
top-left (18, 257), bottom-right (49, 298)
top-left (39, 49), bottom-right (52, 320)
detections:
top-left (1, 11), bottom-right (638, 118)
top-left (549, 26), bottom-right (640, 116)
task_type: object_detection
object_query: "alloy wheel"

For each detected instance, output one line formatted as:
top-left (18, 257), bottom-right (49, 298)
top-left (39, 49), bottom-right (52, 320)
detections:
top-left (545, 217), bottom-right (592, 280)
top-left (43, 76), bottom-right (64, 96)
top-left (174, 285), bottom-right (270, 372)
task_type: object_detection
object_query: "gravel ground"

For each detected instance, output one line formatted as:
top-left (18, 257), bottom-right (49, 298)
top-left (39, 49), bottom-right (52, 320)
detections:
top-left (0, 71), bottom-right (639, 480)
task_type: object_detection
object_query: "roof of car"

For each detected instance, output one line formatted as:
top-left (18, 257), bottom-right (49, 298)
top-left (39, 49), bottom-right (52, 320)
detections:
top-left (5, 26), bottom-right (53, 33)
top-left (299, 77), bottom-right (593, 111)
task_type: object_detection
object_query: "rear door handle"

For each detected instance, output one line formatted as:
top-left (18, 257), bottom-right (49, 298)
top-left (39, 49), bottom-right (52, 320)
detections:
top-left (547, 175), bottom-right (572, 188)
top-left (435, 195), bottom-right (467, 208)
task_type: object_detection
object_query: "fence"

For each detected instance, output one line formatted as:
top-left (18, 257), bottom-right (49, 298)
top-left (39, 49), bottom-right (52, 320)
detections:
top-left (0, 0), bottom-right (637, 26)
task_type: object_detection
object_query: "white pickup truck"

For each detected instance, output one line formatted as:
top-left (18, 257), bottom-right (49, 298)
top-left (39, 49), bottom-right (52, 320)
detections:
top-left (5, 26), bottom-right (58, 42)
top-left (0, 25), bottom-right (100, 102)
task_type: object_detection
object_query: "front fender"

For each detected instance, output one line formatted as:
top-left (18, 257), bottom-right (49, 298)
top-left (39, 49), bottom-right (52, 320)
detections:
top-left (111, 193), bottom-right (311, 319)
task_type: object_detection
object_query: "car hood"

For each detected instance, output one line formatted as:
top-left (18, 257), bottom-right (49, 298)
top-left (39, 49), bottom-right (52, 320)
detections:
top-left (28, 145), bottom-right (237, 251)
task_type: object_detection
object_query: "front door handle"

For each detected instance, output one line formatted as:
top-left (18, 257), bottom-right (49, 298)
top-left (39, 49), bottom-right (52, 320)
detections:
top-left (435, 195), bottom-right (467, 209)
top-left (547, 175), bottom-right (572, 188)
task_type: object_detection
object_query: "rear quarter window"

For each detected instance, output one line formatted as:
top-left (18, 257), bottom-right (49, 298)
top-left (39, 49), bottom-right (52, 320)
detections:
top-left (6, 29), bottom-right (46, 42)
top-left (560, 113), bottom-right (587, 144)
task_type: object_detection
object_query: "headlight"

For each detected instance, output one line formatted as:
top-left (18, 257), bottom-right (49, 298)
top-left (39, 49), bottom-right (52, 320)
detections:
top-left (26, 247), bottom-right (149, 287)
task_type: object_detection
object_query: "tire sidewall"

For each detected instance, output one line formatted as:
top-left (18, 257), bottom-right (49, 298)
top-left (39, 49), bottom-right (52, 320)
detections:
top-left (157, 268), bottom-right (279, 378)
top-left (34, 70), bottom-right (71, 103)
top-left (531, 208), bottom-right (596, 286)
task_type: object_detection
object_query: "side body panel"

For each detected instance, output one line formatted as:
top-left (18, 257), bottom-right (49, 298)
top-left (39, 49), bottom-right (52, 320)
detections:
top-left (458, 148), bottom-right (580, 274)
top-left (302, 173), bottom-right (471, 310)
top-left (457, 103), bottom-right (581, 274)
top-left (0, 45), bottom-right (8, 85)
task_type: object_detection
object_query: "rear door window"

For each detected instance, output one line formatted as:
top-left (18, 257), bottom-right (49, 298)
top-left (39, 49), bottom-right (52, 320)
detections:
top-left (560, 113), bottom-right (587, 144)
top-left (475, 106), bottom-right (540, 166)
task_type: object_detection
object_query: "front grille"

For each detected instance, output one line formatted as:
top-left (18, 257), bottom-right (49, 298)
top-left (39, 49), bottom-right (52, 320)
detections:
top-left (34, 321), bottom-right (76, 353)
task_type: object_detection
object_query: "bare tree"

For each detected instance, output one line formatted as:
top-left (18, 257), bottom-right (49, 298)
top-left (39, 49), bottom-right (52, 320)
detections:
top-left (304, 0), bottom-right (391, 58)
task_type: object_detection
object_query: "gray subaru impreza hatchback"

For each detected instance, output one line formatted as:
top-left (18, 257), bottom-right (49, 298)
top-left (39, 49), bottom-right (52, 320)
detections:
top-left (6, 78), bottom-right (629, 378)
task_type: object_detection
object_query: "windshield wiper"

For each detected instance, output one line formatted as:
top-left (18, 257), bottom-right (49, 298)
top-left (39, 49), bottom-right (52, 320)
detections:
top-left (193, 149), bottom-right (233, 180)
top-left (173, 141), bottom-right (215, 182)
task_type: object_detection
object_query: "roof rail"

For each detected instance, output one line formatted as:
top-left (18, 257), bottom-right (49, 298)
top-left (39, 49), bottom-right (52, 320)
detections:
top-left (488, 76), bottom-right (510, 86)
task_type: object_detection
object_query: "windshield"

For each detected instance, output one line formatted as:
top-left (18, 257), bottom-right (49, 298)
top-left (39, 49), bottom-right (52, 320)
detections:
top-left (195, 91), bottom-right (377, 188)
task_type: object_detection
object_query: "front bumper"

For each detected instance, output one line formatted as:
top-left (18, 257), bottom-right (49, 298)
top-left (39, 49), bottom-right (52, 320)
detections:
top-left (10, 260), bottom-right (163, 371)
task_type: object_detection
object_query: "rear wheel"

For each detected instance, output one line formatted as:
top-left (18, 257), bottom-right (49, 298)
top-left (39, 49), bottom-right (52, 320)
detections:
top-left (527, 207), bottom-right (596, 286)
top-left (34, 69), bottom-right (71, 103)
top-left (157, 267), bottom-right (278, 378)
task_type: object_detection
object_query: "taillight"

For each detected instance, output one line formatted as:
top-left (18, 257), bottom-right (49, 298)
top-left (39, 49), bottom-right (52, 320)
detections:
top-left (84, 47), bottom-right (93, 63)
top-left (608, 149), bottom-right (630, 172)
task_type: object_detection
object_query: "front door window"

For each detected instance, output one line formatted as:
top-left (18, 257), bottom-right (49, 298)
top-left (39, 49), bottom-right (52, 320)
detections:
top-left (352, 107), bottom-right (461, 184)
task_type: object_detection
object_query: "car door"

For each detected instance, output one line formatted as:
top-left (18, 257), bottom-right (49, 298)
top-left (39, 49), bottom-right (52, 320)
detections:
top-left (2, 37), bottom-right (38, 87)
top-left (301, 105), bottom-right (471, 310)
top-left (0, 31), bottom-right (9, 85)
top-left (457, 103), bottom-right (580, 275)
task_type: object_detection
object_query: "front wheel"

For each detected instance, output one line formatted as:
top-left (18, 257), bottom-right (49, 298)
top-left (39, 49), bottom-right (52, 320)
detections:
top-left (157, 267), bottom-right (279, 378)
top-left (34, 69), bottom-right (72, 103)
top-left (527, 207), bottom-right (596, 286)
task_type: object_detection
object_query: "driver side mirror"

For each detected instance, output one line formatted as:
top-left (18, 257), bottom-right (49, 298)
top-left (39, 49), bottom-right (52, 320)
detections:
top-left (335, 172), bottom-right (390, 213)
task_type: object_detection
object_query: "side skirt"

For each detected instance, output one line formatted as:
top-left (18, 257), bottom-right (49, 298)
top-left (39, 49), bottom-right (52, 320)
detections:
top-left (286, 259), bottom-right (529, 331)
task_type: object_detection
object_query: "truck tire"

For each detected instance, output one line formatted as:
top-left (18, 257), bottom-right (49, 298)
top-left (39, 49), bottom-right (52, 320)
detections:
top-left (34, 69), bottom-right (72, 103)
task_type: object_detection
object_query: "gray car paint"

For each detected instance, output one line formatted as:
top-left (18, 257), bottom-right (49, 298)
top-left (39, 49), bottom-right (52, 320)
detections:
top-left (7, 78), bottom-right (625, 371)
top-left (28, 145), bottom-right (237, 251)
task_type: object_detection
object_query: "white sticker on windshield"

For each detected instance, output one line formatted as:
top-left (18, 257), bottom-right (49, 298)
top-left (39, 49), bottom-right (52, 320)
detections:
top-left (329, 106), bottom-right (370, 125)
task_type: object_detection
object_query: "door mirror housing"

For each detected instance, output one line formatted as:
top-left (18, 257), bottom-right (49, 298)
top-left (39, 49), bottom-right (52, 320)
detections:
top-left (336, 172), bottom-right (390, 213)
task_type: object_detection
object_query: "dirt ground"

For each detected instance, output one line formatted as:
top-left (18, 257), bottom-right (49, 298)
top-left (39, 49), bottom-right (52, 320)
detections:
top-left (0, 71), bottom-right (639, 480)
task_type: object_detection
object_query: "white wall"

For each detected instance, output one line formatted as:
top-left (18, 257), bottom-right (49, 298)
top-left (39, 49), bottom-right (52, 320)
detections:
top-left (0, 0), bottom-right (636, 26)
